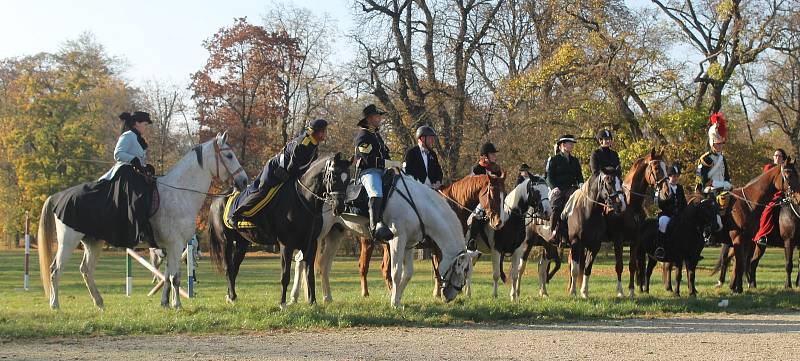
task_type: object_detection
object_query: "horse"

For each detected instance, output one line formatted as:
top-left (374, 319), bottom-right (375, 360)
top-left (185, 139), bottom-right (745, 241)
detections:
top-left (295, 173), bottom-right (480, 308)
top-left (292, 173), bottom-right (504, 303)
top-left (710, 158), bottom-right (799, 293)
top-left (715, 193), bottom-right (800, 289)
top-left (565, 173), bottom-right (625, 298)
top-left (207, 153), bottom-right (351, 308)
top-left (640, 198), bottom-right (723, 296)
top-left (37, 132), bottom-right (248, 309)
top-left (149, 245), bottom-right (202, 284)
top-left (479, 178), bottom-right (556, 301)
top-left (616, 149), bottom-right (668, 297)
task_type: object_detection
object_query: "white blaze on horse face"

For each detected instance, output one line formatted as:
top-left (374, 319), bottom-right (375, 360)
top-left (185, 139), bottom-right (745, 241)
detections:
top-left (715, 214), bottom-right (723, 232)
top-left (340, 172), bottom-right (348, 183)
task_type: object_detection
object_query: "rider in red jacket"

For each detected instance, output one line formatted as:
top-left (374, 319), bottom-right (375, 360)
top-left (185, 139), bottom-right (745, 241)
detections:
top-left (753, 148), bottom-right (788, 247)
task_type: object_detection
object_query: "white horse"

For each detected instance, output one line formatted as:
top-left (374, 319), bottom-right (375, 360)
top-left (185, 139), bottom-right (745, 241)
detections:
top-left (291, 174), bottom-right (479, 308)
top-left (38, 132), bottom-right (248, 309)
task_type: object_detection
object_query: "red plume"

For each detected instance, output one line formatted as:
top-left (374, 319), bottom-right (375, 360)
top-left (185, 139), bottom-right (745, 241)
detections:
top-left (709, 112), bottom-right (727, 139)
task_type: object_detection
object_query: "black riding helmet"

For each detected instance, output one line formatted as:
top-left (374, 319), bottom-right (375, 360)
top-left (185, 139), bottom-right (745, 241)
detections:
top-left (480, 142), bottom-right (498, 156)
top-left (416, 125), bottom-right (436, 138)
top-left (667, 163), bottom-right (681, 176)
top-left (596, 129), bottom-right (613, 140)
top-left (519, 163), bottom-right (530, 171)
top-left (308, 118), bottom-right (328, 131)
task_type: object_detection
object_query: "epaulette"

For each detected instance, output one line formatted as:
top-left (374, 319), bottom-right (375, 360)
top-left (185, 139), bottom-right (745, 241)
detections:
top-left (699, 152), bottom-right (713, 167)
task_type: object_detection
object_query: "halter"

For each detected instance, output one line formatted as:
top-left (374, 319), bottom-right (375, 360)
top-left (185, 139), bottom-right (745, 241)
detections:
top-left (295, 158), bottom-right (345, 214)
top-left (439, 250), bottom-right (468, 292)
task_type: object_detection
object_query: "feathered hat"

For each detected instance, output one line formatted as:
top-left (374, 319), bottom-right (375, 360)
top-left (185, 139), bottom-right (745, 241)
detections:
top-left (707, 112), bottom-right (727, 148)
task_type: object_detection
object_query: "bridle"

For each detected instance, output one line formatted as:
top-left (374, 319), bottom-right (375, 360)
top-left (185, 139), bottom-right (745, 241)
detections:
top-left (439, 250), bottom-right (468, 292)
top-left (212, 141), bottom-right (245, 185)
top-left (295, 158), bottom-right (346, 214)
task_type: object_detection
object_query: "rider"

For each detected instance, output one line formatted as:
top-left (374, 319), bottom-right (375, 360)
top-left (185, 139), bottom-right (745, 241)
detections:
top-left (517, 163), bottom-right (534, 186)
top-left (589, 129), bottom-right (622, 183)
top-left (753, 148), bottom-right (788, 247)
top-left (465, 142), bottom-right (503, 249)
top-left (654, 164), bottom-right (687, 261)
top-left (230, 119), bottom-right (328, 227)
top-left (546, 134), bottom-right (583, 243)
top-left (696, 112), bottom-right (733, 197)
top-left (355, 104), bottom-right (395, 242)
top-left (403, 125), bottom-right (443, 189)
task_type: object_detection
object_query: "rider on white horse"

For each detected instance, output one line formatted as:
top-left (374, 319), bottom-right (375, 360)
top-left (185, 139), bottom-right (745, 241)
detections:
top-left (354, 104), bottom-right (394, 242)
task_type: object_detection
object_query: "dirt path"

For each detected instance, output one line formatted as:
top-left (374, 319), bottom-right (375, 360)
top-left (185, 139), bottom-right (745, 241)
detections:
top-left (2, 313), bottom-right (799, 360)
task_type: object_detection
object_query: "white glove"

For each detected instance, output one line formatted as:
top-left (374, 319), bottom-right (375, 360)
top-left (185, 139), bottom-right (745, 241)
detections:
top-left (385, 160), bottom-right (403, 169)
top-left (711, 180), bottom-right (733, 191)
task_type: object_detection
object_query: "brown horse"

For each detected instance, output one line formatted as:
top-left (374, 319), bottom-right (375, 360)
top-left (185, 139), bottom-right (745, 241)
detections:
top-left (715, 192), bottom-right (800, 289)
top-left (712, 158), bottom-right (800, 293)
top-left (613, 149), bottom-right (668, 297)
top-left (363, 173), bottom-right (507, 298)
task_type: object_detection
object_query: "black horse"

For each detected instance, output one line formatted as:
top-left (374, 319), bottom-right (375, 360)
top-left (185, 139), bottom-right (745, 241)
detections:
top-left (640, 198), bottom-right (722, 297)
top-left (208, 153), bottom-right (352, 307)
top-left (565, 173), bottom-right (625, 298)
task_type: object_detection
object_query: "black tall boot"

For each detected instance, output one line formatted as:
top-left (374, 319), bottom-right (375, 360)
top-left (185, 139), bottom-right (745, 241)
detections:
top-left (465, 217), bottom-right (487, 251)
top-left (654, 232), bottom-right (666, 261)
top-left (369, 197), bottom-right (394, 242)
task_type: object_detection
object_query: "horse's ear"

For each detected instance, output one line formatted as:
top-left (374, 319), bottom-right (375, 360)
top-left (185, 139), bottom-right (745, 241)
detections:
top-left (220, 131), bottom-right (228, 145)
top-left (787, 156), bottom-right (793, 165)
top-left (649, 148), bottom-right (656, 158)
top-left (334, 152), bottom-right (342, 161)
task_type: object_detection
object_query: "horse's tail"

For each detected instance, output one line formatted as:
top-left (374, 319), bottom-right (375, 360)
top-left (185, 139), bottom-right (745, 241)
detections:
top-left (499, 254), bottom-right (507, 284)
top-left (207, 197), bottom-right (227, 274)
top-left (38, 196), bottom-right (55, 299)
top-left (710, 243), bottom-right (731, 276)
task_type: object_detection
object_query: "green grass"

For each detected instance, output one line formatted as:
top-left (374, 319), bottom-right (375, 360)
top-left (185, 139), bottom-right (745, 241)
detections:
top-left (1, 247), bottom-right (798, 338)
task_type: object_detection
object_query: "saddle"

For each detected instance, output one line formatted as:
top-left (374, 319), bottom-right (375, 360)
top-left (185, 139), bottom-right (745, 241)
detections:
top-left (223, 190), bottom-right (257, 229)
top-left (344, 169), bottom-right (397, 217)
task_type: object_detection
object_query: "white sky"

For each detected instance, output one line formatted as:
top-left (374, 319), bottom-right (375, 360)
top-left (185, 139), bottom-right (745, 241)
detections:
top-left (0, 0), bottom-right (356, 87)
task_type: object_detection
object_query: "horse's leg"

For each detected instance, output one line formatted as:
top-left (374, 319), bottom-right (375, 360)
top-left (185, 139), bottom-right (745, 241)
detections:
top-left (673, 260), bottom-right (683, 297)
top-left (358, 236), bottom-right (374, 298)
top-left (290, 251), bottom-right (306, 305)
top-left (305, 250), bottom-right (318, 306)
top-left (509, 246), bottom-right (524, 301)
top-left (163, 241), bottom-right (183, 309)
top-left (613, 234), bottom-right (624, 298)
top-left (537, 250), bottom-right (549, 297)
top-left (50, 223), bottom-right (82, 310)
top-left (795, 244), bottom-right (800, 287)
top-left (491, 248), bottom-right (502, 298)
top-left (279, 246), bottom-right (293, 310)
top-left (79, 239), bottom-right (104, 309)
top-left (663, 262), bottom-right (673, 292)
top-left (569, 244), bottom-right (580, 297)
top-left (381, 243), bottom-right (393, 293)
top-left (581, 247), bottom-right (599, 299)
top-left (389, 240), bottom-right (406, 309)
top-left (644, 256), bottom-right (657, 293)
top-left (397, 246), bottom-right (415, 303)
top-left (784, 240), bottom-right (793, 288)
top-left (716, 244), bottom-right (732, 287)
top-left (687, 260), bottom-right (698, 297)
top-left (431, 248), bottom-right (443, 299)
top-left (731, 240), bottom-right (746, 293)
top-left (225, 236), bottom-right (248, 304)
top-left (749, 244), bottom-right (766, 289)
top-left (149, 248), bottom-right (159, 284)
top-left (318, 230), bottom-right (344, 303)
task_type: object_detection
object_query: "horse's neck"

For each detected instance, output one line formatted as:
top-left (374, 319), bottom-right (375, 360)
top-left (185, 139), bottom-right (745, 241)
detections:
top-left (624, 162), bottom-right (648, 208)
top-left (503, 184), bottom-right (526, 219)
top-left (443, 179), bottom-right (482, 209)
top-left (403, 182), bottom-right (464, 265)
top-left (741, 171), bottom-right (778, 205)
top-left (159, 150), bottom-right (212, 215)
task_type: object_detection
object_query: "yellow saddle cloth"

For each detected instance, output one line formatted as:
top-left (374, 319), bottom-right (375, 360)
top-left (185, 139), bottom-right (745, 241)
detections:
top-left (223, 183), bottom-right (284, 229)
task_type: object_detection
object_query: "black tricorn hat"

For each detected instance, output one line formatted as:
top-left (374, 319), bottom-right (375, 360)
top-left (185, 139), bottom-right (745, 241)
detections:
top-left (358, 104), bottom-right (387, 126)
top-left (480, 142), bottom-right (498, 155)
top-left (119, 111), bottom-right (152, 124)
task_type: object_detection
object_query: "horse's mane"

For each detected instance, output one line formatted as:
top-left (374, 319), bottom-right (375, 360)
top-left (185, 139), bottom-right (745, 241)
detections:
top-left (740, 162), bottom-right (782, 190)
top-left (440, 174), bottom-right (489, 205)
top-left (504, 179), bottom-right (529, 212)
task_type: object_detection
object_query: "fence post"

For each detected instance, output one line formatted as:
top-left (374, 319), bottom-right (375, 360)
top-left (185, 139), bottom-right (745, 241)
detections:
top-left (24, 211), bottom-right (30, 291)
top-left (126, 251), bottom-right (133, 297)
top-left (187, 235), bottom-right (196, 298)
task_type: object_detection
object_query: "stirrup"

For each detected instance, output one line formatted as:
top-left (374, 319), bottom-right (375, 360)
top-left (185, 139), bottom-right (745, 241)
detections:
top-left (654, 247), bottom-right (666, 261)
top-left (756, 236), bottom-right (768, 247)
top-left (373, 223), bottom-right (394, 242)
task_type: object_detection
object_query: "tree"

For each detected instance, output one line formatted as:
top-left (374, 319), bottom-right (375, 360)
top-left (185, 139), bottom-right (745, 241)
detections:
top-left (138, 80), bottom-right (190, 174)
top-left (190, 17), bottom-right (301, 174)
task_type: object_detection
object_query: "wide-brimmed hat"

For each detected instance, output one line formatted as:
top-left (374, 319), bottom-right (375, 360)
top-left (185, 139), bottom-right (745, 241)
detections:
top-left (358, 104), bottom-right (387, 126)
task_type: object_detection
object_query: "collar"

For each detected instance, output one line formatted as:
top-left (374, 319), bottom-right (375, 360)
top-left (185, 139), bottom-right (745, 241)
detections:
top-left (307, 132), bottom-right (319, 145)
top-left (360, 125), bottom-right (378, 133)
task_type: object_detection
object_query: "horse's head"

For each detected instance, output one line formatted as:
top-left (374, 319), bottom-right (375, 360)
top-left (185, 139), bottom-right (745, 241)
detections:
top-left (777, 157), bottom-right (800, 197)
top-left (597, 173), bottom-right (625, 215)
top-left (697, 198), bottom-right (723, 241)
top-left (524, 179), bottom-right (545, 217)
top-left (204, 132), bottom-right (248, 191)
top-left (480, 173), bottom-right (506, 230)
top-left (440, 250), bottom-right (481, 302)
top-left (307, 152), bottom-right (351, 215)
top-left (644, 148), bottom-right (668, 189)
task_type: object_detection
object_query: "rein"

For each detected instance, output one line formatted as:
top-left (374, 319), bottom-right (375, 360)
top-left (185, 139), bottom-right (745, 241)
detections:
top-left (155, 141), bottom-right (243, 197)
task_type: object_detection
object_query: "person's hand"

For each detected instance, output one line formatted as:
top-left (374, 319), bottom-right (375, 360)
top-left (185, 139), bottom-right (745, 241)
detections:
top-left (553, 187), bottom-right (561, 196)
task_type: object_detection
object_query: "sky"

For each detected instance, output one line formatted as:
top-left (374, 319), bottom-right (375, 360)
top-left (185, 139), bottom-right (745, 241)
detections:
top-left (0, 0), bottom-right (356, 87)
top-left (0, 0), bottom-right (681, 88)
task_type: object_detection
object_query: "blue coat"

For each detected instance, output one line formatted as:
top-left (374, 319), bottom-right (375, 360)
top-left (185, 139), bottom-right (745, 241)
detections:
top-left (99, 131), bottom-right (147, 181)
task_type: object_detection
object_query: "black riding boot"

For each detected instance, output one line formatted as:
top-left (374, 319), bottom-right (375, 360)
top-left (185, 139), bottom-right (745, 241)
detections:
top-left (465, 217), bottom-right (487, 251)
top-left (654, 232), bottom-right (666, 261)
top-left (369, 197), bottom-right (394, 242)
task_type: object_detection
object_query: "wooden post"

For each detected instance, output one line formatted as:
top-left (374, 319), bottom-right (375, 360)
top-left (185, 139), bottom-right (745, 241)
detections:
top-left (23, 211), bottom-right (30, 291)
top-left (187, 235), bottom-right (196, 298)
top-left (127, 248), bottom-right (188, 299)
top-left (126, 251), bottom-right (133, 296)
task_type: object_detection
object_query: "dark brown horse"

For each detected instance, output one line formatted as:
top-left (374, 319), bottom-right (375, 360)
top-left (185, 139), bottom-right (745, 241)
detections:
top-left (710, 158), bottom-right (800, 293)
top-left (613, 149), bottom-right (668, 297)
top-left (715, 192), bottom-right (800, 289)
top-left (363, 173), bottom-right (507, 298)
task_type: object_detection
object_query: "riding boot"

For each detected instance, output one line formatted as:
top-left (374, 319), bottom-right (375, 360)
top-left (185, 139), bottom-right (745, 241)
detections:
top-left (654, 232), bottom-right (666, 261)
top-left (369, 197), bottom-right (394, 242)
top-left (549, 211), bottom-right (560, 245)
top-left (465, 217), bottom-right (487, 251)
top-left (756, 235), bottom-right (768, 247)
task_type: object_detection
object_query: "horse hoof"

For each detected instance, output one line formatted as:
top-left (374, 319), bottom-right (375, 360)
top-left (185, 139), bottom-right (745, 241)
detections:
top-left (225, 295), bottom-right (236, 305)
top-left (616, 292), bottom-right (624, 298)
top-left (323, 296), bottom-right (333, 304)
top-left (580, 292), bottom-right (589, 299)
top-left (540, 292), bottom-right (549, 298)
top-left (279, 303), bottom-right (288, 311)
top-left (715, 281), bottom-right (723, 288)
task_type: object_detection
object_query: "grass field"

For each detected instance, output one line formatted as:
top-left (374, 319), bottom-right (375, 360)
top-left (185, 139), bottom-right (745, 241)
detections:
top-left (1, 246), bottom-right (798, 338)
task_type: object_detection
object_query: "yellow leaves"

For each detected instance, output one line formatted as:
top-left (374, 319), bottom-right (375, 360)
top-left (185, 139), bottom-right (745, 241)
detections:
top-left (716, 0), bottom-right (735, 20)
top-left (496, 44), bottom-right (584, 108)
top-left (707, 62), bottom-right (725, 82)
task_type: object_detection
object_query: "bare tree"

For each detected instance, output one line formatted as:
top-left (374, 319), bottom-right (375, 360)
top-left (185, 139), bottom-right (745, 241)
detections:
top-left (138, 80), bottom-right (189, 173)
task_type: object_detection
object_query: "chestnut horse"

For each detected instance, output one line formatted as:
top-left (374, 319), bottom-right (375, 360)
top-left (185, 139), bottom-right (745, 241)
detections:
top-left (711, 158), bottom-right (799, 293)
